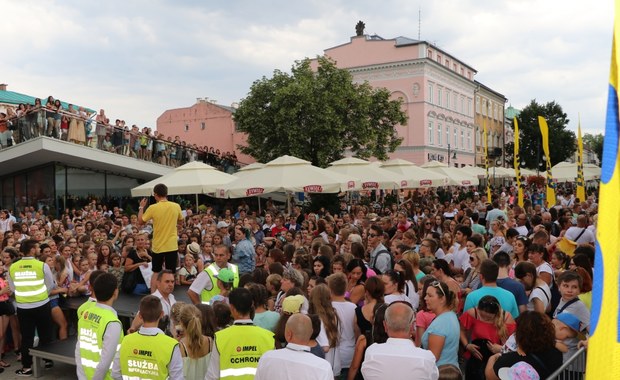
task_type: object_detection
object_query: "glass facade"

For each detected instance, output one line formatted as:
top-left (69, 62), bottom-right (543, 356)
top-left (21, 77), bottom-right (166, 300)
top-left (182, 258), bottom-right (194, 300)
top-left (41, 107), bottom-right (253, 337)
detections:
top-left (0, 163), bottom-right (140, 216)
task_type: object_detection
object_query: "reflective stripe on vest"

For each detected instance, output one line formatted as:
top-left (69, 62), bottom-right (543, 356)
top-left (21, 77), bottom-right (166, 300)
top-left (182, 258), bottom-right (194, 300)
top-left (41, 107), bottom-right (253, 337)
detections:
top-left (10, 259), bottom-right (48, 304)
top-left (78, 305), bottom-right (123, 380)
top-left (200, 264), bottom-right (240, 303)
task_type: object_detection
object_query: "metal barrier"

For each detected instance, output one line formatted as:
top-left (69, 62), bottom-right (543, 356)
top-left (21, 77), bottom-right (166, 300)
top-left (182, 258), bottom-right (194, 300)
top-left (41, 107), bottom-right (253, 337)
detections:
top-left (547, 347), bottom-right (586, 380)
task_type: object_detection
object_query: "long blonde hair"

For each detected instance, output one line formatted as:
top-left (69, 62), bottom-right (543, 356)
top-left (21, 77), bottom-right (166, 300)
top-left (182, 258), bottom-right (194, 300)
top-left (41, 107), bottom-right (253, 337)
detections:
top-left (179, 304), bottom-right (207, 358)
top-left (308, 284), bottom-right (339, 348)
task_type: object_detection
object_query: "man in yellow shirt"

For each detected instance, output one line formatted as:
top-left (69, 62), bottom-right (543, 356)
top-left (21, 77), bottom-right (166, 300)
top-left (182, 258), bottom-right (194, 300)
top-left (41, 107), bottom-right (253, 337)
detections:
top-left (138, 183), bottom-right (183, 291)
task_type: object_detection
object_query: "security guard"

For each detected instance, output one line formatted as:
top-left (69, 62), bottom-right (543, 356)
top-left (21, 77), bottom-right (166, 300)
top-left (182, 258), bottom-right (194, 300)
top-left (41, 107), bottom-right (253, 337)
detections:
top-left (119, 295), bottom-right (183, 379)
top-left (8, 239), bottom-right (54, 376)
top-left (188, 244), bottom-right (239, 304)
top-left (206, 288), bottom-right (274, 380)
top-left (75, 273), bottom-right (123, 380)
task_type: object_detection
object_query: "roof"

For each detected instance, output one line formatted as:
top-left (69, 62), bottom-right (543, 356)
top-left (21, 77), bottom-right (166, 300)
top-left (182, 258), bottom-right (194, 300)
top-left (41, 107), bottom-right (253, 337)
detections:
top-left (0, 89), bottom-right (96, 113)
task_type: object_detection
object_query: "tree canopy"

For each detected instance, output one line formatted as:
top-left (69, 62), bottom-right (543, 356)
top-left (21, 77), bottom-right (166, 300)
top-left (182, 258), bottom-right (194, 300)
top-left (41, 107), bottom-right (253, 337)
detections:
top-left (583, 133), bottom-right (603, 163)
top-left (506, 100), bottom-right (576, 170)
top-left (234, 56), bottom-right (407, 168)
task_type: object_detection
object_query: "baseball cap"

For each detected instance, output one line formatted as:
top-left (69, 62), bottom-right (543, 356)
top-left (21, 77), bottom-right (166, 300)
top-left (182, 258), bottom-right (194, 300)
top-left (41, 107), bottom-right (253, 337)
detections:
top-left (217, 221), bottom-right (229, 229)
top-left (187, 242), bottom-right (201, 256)
top-left (555, 312), bottom-right (587, 340)
top-left (498, 362), bottom-right (540, 380)
top-left (215, 268), bottom-right (235, 284)
top-left (282, 295), bottom-right (305, 315)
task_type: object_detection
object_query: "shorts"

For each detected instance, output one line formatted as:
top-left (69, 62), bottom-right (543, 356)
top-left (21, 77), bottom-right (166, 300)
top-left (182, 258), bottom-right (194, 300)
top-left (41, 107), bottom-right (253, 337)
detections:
top-left (151, 250), bottom-right (178, 273)
top-left (0, 300), bottom-right (15, 316)
top-left (49, 298), bottom-right (60, 309)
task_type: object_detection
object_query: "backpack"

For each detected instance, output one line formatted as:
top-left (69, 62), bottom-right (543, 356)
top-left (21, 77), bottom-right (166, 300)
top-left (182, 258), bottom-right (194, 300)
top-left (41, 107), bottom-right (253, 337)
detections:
top-left (371, 249), bottom-right (394, 275)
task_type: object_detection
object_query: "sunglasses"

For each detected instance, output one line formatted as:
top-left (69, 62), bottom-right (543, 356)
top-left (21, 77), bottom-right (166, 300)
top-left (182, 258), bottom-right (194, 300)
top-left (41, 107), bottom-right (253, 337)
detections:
top-left (478, 298), bottom-right (500, 313)
top-left (469, 256), bottom-right (475, 261)
top-left (368, 234), bottom-right (378, 238)
top-left (431, 281), bottom-right (446, 297)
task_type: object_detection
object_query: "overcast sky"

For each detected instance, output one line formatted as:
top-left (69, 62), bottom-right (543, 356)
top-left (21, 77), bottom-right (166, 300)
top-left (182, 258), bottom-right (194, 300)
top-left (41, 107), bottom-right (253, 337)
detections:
top-left (1, 0), bottom-right (613, 135)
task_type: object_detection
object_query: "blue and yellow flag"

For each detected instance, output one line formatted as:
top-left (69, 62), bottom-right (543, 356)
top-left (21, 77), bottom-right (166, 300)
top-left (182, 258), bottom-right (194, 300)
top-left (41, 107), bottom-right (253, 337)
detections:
top-left (483, 120), bottom-right (492, 201)
top-left (513, 117), bottom-right (524, 207)
top-left (586, 3), bottom-right (620, 377)
top-left (538, 116), bottom-right (556, 208)
top-left (576, 118), bottom-right (586, 202)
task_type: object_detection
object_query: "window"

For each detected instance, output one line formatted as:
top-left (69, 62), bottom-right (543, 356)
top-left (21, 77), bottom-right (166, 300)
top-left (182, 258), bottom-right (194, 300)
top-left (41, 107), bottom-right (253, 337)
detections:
top-left (453, 127), bottom-right (457, 147)
top-left (453, 63), bottom-right (457, 71)
top-left (446, 126), bottom-right (450, 147)
top-left (428, 83), bottom-right (434, 104)
top-left (437, 54), bottom-right (442, 63)
top-left (475, 127), bottom-right (480, 145)
top-left (453, 93), bottom-right (458, 111)
top-left (445, 59), bottom-right (450, 67)
top-left (428, 49), bottom-right (433, 59)
top-left (482, 100), bottom-right (487, 116)
top-left (460, 129), bottom-right (464, 148)
top-left (476, 96), bottom-right (480, 113)
top-left (184, 124), bottom-right (189, 132)
top-left (428, 121), bottom-right (434, 144)
top-left (461, 67), bottom-right (465, 76)
top-left (445, 91), bottom-right (451, 109)
top-left (467, 99), bottom-right (472, 116)
top-left (437, 87), bottom-right (442, 106)
top-left (437, 124), bottom-right (442, 146)
top-left (467, 131), bottom-right (471, 150)
top-left (461, 96), bottom-right (464, 113)
top-left (201, 122), bottom-right (206, 130)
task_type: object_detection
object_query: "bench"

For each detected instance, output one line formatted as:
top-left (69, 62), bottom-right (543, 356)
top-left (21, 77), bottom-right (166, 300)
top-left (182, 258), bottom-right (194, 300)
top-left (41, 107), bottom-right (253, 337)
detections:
top-left (30, 337), bottom-right (77, 378)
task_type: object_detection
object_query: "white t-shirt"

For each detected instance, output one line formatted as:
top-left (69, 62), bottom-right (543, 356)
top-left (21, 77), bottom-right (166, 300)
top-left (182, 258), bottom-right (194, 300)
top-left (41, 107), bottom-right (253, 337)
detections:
top-left (404, 280), bottom-right (420, 310)
top-left (565, 226), bottom-right (595, 244)
top-left (452, 244), bottom-right (471, 271)
top-left (528, 282), bottom-right (551, 312)
top-left (332, 301), bottom-right (357, 369)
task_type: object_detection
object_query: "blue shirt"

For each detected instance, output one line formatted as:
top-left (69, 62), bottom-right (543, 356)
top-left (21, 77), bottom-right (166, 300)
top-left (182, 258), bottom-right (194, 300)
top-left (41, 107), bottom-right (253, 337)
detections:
top-left (463, 286), bottom-right (520, 318)
top-left (232, 238), bottom-right (255, 274)
top-left (421, 311), bottom-right (460, 367)
top-left (496, 278), bottom-right (529, 308)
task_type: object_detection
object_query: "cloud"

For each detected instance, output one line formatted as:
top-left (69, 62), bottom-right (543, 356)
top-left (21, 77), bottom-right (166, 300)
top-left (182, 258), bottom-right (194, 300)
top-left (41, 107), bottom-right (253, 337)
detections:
top-left (0, 0), bottom-right (612, 136)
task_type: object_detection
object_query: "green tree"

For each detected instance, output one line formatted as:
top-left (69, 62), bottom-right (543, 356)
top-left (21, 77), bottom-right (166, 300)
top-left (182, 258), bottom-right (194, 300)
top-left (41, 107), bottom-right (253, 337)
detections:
top-left (582, 133), bottom-right (603, 163)
top-left (234, 56), bottom-right (407, 168)
top-left (505, 100), bottom-right (576, 170)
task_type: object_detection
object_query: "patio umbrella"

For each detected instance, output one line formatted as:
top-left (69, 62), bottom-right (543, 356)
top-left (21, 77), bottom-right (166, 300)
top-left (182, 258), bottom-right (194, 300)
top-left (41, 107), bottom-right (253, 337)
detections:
top-left (327, 157), bottom-right (403, 189)
top-left (551, 162), bottom-right (602, 182)
top-left (420, 160), bottom-right (479, 186)
top-left (380, 159), bottom-right (448, 188)
top-left (217, 155), bottom-right (360, 198)
top-left (131, 161), bottom-right (237, 208)
top-left (460, 165), bottom-right (487, 177)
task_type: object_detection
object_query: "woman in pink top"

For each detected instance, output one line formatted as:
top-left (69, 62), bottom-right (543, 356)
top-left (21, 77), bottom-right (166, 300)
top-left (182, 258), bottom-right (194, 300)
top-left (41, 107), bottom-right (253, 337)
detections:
top-left (416, 277), bottom-right (437, 347)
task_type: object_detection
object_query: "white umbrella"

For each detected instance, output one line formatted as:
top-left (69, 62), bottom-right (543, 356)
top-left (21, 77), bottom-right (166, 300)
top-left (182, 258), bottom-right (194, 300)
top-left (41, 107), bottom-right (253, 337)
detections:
top-left (460, 165), bottom-right (487, 177)
top-left (490, 167), bottom-right (517, 179)
top-left (520, 168), bottom-right (538, 176)
top-left (218, 155), bottom-right (360, 198)
top-left (380, 158), bottom-right (448, 188)
top-left (551, 162), bottom-right (601, 182)
top-left (327, 157), bottom-right (403, 189)
top-left (420, 160), bottom-right (479, 186)
top-left (131, 161), bottom-right (237, 197)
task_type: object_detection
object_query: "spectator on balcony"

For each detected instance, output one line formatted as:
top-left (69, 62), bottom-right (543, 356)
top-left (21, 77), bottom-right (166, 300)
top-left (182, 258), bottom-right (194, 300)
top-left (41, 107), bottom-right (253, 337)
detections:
top-left (96, 109), bottom-right (107, 149)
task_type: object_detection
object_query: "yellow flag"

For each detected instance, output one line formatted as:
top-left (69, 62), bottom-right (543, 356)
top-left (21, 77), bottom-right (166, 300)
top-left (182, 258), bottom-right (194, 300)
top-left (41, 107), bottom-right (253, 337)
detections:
top-left (586, 2), bottom-right (620, 376)
top-left (513, 117), bottom-right (524, 207)
top-left (537, 116), bottom-right (556, 208)
top-left (483, 120), bottom-right (492, 201)
top-left (576, 119), bottom-right (586, 202)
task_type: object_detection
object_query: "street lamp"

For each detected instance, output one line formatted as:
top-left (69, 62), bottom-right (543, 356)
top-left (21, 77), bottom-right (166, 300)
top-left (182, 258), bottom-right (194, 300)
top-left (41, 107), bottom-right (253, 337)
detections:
top-left (447, 144), bottom-right (457, 166)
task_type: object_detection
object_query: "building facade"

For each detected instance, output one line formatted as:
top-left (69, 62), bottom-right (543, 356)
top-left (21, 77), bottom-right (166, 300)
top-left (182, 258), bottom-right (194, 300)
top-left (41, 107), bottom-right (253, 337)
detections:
top-left (156, 98), bottom-right (253, 164)
top-left (474, 82), bottom-right (507, 167)
top-left (314, 35), bottom-right (479, 166)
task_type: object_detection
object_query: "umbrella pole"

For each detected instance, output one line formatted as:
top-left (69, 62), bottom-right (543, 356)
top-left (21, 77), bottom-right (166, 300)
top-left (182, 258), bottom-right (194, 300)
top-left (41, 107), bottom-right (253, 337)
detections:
top-left (195, 194), bottom-right (199, 212)
top-left (258, 197), bottom-right (261, 214)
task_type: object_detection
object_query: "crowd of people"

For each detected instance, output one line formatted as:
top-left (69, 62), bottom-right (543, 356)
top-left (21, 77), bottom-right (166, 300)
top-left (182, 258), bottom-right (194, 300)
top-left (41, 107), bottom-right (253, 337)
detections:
top-left (0, 97), bottom-right (240, 172)
top-left (0, 182), bottom-right (597, 379)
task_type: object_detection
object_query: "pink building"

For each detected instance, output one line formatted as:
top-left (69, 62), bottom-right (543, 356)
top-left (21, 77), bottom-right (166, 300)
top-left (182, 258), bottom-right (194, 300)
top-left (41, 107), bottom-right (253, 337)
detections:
top-left (314, 34), bottom-right (478, 166)
top-left (156, 98), bottom-right (253, 164)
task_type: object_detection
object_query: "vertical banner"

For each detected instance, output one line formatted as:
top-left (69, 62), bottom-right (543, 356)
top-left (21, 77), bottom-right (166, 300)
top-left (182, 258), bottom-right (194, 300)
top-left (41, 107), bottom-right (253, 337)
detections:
top-left (513, 117), bottom-right (524, 207)
top-left (483, 120), bottom-right (492, 201)
top-left (537, 116), bottom-right (556, 208)
top-left (586, 2), bottom-right (620, 376)
top-left (576, 118), bottom-right (586, 202)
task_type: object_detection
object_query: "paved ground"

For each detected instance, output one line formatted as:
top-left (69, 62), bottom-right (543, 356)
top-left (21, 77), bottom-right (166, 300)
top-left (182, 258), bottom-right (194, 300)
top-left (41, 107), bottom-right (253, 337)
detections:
top-left (1, 351), bottom-right (76, 380)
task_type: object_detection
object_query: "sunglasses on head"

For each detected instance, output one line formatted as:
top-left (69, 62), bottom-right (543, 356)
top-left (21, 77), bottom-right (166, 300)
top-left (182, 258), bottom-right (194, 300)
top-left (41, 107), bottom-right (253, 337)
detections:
top-left (430, 280), bottom-right (446, 297)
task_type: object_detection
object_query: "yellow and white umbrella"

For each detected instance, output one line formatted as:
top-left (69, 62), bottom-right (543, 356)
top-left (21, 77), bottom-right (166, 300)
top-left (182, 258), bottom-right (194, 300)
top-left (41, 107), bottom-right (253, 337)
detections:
top-left (327, 157), bottom-right (403, 189)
